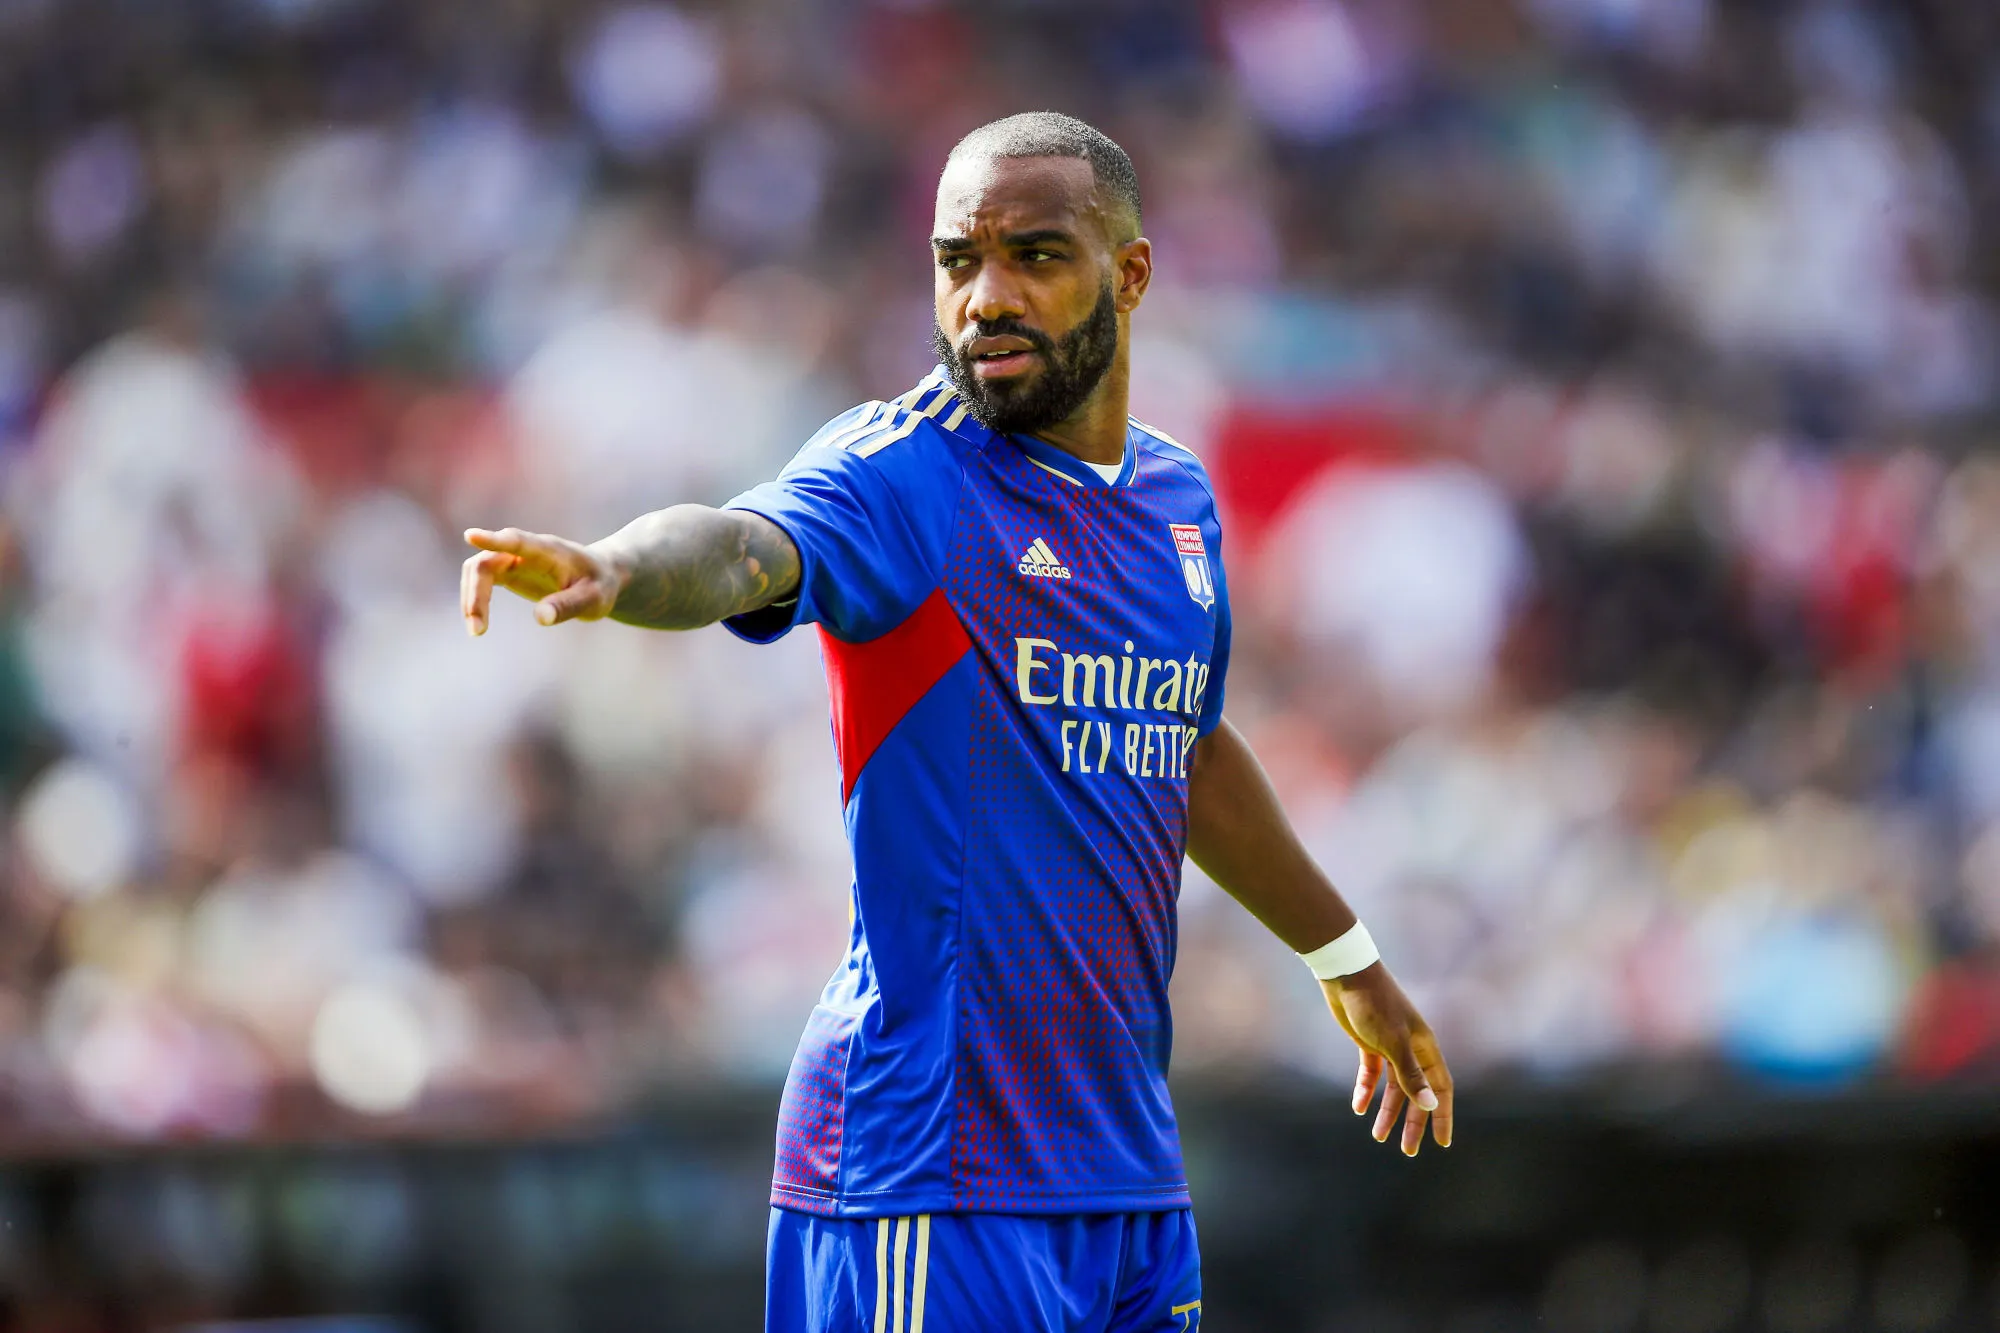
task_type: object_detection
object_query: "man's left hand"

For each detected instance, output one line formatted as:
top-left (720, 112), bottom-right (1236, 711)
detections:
top-left (1324, 964), bottom-right (1453, 1156)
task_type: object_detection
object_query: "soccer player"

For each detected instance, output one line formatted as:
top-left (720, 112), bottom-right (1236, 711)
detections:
top-left (460, 113), bottom-right (1451, 1332)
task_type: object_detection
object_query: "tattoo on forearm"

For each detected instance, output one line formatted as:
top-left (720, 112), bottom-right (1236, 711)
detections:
top-left (595, 506), bottom-right (801, 631)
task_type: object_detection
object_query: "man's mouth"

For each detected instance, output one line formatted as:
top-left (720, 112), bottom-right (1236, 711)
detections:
top-left (970, 349), bottom-right (1036, 377)
top-left (965, 337), bottom-right (1042, 380)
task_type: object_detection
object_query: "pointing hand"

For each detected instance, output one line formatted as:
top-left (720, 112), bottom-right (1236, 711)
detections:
top-left (460, 527), bottom-right (625, 636)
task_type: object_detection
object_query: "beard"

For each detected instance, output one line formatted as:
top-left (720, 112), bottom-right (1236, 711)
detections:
top-left (933, 282), bottom-right (1120, 436)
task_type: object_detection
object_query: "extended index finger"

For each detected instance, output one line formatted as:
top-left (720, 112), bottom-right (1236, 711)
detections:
top-left (465, 526), bottom-right (536, 555)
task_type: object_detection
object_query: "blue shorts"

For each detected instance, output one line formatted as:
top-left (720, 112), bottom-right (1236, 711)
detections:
top-left (766, 1207), bottom-right (1202, 1333)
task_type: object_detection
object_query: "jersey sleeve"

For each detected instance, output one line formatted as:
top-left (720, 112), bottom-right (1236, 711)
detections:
top-left (1197, 529), bottom-right (1231, 737)
top-left (720, 404), bottom-right (959, 645)
top-left (1143, 426), bottom-right (1233, 738)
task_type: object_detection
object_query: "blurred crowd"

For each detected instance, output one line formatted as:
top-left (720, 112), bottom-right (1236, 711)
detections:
top-left (0, 0), bottom-right (1994, 1143)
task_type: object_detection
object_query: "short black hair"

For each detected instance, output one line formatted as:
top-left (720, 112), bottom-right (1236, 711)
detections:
top-left (947, 112), bottom-right (1141, 239)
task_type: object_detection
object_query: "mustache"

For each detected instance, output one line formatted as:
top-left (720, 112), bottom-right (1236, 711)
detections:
top-left (954, 320), bottom-right (1056, 358)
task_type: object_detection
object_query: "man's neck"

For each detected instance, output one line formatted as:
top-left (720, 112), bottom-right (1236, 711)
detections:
top-left (1026, 357), bottom-right (1130, 467)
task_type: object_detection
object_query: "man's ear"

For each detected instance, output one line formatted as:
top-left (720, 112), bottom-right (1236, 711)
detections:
top-left (1114, 236), bottom-right (1152, 314)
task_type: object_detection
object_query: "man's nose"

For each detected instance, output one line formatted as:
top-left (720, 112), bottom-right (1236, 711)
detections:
top-left (965, 262), bottom-right (1027, 327)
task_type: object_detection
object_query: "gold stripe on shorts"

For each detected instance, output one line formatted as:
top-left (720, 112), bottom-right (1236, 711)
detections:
top-left (910, 1215), bottom-right (931, 1333)
top-left (873, 1219), bottom-right (890, 1333)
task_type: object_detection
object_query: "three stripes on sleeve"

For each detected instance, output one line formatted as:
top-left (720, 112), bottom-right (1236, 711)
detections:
top-left (824, 379), bottom-right (967, 460)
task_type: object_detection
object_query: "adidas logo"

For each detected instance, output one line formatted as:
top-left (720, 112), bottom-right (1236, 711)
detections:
top-left (1017, 538), bottom-right (1073, 580)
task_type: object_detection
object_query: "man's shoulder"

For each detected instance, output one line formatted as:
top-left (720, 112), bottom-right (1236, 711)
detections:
top-left (784, 377), bottom-right (983, 488)
top-left (1129, 418), bottom-right (1217, 497)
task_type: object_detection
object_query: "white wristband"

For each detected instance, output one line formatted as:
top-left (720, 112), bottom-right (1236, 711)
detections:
top-left (1299, 923), bottom-right (1379, 980)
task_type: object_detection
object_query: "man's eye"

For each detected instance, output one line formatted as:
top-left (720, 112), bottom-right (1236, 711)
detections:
top-left (938, 254), bottom-right (972, 271)
top-left (1022, 250), bottom-right (1061, 263)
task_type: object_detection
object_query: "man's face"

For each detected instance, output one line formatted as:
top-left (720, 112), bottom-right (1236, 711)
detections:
top-left (930, 154), bottom-right (1133, 436)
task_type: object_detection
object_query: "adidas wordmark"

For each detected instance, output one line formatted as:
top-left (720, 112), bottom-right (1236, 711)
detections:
top-left (1017, 539), bottom-right (1073, 580)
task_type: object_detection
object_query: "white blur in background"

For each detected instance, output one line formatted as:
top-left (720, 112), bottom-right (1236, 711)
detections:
top-left (0, 0), bottom-right (1987, 1146)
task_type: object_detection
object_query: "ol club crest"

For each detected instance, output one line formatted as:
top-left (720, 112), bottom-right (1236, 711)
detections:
top-left (1169, 524), bottom-right (1214, 610)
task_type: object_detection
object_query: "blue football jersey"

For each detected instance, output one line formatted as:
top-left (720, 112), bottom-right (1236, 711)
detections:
top-left (722, 368), bottom-right (1232, 1217)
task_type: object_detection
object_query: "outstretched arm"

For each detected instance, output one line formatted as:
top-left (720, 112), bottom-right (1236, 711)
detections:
top-left (461, 505), bottom-right (801, 635)
top-left (1186, 720), bottom-right (1454, 1155)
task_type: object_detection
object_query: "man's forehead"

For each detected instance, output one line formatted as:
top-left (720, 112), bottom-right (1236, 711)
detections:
top-left (933, 154), bottom-right (1102, 237)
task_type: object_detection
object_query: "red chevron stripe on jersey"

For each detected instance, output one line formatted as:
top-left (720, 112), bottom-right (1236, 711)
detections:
top-left (819, 587), bottom-right (972, 803)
